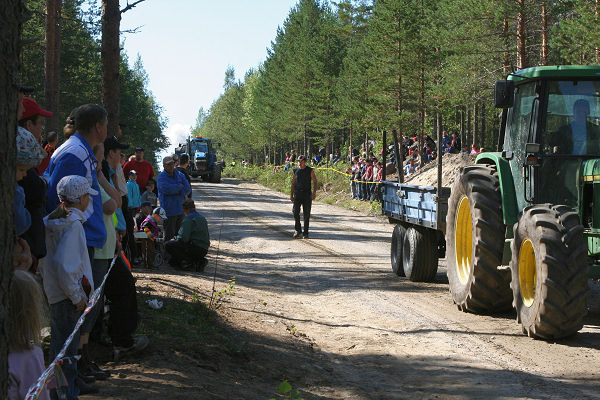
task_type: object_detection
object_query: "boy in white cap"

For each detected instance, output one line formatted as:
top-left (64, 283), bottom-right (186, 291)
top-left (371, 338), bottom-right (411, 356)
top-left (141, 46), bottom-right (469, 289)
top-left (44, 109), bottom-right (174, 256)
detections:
top-left (38, 175), bottom-right (99, 398)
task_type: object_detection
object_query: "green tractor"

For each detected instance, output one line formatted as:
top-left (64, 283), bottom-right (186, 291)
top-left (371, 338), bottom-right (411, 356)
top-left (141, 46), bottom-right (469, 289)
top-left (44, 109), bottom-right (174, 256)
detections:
top-left (446, 65), bottom-right (600, 339)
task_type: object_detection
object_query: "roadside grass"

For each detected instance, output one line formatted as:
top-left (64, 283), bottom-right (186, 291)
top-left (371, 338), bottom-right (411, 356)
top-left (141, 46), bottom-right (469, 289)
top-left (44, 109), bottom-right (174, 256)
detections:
top-left (223, 164), bottom-right (381, 215)
top-left (135, 284), bottom-right (244, 359)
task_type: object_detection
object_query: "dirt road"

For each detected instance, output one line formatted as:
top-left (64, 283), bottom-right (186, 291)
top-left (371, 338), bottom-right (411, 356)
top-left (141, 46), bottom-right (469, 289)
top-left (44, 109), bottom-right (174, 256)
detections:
top-left (90, 178), bottom-right (600, 399)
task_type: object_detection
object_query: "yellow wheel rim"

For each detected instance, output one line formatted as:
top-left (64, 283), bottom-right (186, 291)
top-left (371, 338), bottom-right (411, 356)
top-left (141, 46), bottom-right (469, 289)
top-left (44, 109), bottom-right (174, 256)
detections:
top-left (455, 196), bottom-right (473, 285)
top-left (518, 239), bottom-right (537, 308)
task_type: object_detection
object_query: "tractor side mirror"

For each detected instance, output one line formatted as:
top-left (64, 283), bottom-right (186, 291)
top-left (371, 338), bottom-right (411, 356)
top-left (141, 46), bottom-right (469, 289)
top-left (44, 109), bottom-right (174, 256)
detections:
top-left (494, 80), bottom-right (515, 108)
top-left (525, 143), bottom-right (540, 153)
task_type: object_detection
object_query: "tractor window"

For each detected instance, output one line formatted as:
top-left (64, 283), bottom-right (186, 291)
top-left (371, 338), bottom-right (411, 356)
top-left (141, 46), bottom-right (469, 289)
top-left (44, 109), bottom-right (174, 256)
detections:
top-left (504, 83), bottom-right (537, 211)
top-left (504, 83), bottom-right (536, 155)
top-left (544, 80), bottom-right (600, 155)
top-left (190, 141), bottom-right (208, 154)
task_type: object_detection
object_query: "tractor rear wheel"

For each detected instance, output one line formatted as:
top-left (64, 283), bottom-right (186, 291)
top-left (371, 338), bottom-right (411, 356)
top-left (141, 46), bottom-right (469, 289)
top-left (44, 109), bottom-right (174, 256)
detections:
top-left (446, 164), bottom-right (512, 313)
top-left (510, 204), bottom-right (589, 339)
top-left (402, 226), bottom-right (438, 282)
top-left (211, 166), bottom-right (222, 183)
top-left (391, 224), bottom-right (407, 276)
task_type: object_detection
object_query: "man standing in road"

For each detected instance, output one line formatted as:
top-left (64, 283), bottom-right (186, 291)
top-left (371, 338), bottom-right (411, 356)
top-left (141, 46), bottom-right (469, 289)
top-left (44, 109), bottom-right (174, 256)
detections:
top-left (290, 155), bottom-right (317, 239)
top-left (157, 155), bottom-right (191, 240)
top-left (123, 146), bottom-right (155, 192)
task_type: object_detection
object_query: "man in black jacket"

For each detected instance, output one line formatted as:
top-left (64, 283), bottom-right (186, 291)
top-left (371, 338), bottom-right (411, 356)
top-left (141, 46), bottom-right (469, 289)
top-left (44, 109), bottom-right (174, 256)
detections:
top-left (290, 155), bottom-right (318, 239)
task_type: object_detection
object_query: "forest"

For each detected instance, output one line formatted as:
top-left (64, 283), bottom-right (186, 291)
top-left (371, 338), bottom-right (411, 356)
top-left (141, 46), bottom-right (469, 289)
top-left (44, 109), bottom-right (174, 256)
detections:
top-left (21, 0), bottom-right (168, 163)
top-left (193, 0), bottom-right (600, 165)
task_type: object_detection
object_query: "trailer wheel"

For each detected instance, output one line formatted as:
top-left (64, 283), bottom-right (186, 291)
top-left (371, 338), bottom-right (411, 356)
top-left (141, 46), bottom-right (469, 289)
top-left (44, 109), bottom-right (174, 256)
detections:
top-left (446, 164), bottom-right (512, 313)
top-left (391, 224), bottom-right (407, 276)
top-left (510, 204), bottom-right (589, 339)
top-left (402, 226), bottom-right (438, 282)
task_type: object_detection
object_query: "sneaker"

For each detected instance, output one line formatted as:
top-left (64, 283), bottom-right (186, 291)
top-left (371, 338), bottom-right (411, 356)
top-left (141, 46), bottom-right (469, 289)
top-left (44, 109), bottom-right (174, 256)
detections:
top-left (76, 376), bottom-right (99, 395)
top-left (77, 370), bottom-right (95, 384)
top-left (196, 258), bottom-right (208, 272)
top-left (293, 231), bottom-right (302, 239)
top-left (113, 336), bottom-right (149, 361)
top-left (303, 233), bottom-right (309, 239)
top-left (80, 362), bottom-right (111, 381)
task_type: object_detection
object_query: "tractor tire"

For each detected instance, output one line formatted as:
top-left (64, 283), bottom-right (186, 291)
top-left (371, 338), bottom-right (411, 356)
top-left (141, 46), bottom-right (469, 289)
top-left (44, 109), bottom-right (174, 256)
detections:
top-left (402, 226), bottom-right (438, 282)
top-left (510, 204), bottom-right (589, 339)
top-left (211, 167), bottom-right (222, 183)
top-left (391, 224), bottom-right (407, 276)
top-left (446, 164), bottom-right (512, 313)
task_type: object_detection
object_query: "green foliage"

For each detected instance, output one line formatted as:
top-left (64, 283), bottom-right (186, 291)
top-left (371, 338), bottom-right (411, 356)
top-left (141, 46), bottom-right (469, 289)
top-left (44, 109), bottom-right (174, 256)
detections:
top-left (21, 0), bottom-right (167, 162)
top-left (198, 0), bottom-right (596, 164)
top-left (269, 380), bottom-right (303, 400)
top-left (209, 277), bottom-right (236, 310)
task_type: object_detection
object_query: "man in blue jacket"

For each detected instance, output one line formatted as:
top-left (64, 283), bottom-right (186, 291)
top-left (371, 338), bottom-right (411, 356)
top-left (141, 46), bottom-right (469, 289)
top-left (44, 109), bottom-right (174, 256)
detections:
top-left (44, 104), bottom-right (108, 254)
top-left (157, 155), bottom-right (191, 240)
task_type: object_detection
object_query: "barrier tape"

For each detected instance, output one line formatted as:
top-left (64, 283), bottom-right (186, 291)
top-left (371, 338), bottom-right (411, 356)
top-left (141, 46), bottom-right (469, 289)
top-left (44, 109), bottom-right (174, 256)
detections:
top-left (25, 254), bottom-right (119, 400)
top-left (241, 162), bottom-right (386, 185)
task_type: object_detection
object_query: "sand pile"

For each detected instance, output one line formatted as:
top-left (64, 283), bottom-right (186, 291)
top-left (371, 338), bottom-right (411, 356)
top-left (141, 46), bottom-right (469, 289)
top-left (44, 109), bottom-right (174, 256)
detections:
top-left (386, 153), bottom-right (476, 188)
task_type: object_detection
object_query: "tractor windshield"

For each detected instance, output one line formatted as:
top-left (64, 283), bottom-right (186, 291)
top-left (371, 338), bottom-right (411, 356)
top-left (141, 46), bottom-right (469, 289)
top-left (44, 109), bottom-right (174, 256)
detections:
top-left (190, 141), bottom-right (208, 154)
top-left (544, 80), bottom-right (600, 156)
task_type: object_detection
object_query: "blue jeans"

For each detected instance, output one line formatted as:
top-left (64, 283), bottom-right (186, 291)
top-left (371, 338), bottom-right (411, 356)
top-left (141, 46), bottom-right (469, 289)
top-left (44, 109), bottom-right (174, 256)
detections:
top-left (50, 299), bottom-right (82, 399)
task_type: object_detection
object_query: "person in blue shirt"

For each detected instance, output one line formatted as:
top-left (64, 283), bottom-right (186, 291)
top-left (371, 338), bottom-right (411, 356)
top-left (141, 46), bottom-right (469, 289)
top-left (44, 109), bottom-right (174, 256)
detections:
top-left (157, 155), bottom-right (191, 240)
top-left (126, 170), bottom-right (142, 211)
top-left (44, 104), bottom-right (108, 255)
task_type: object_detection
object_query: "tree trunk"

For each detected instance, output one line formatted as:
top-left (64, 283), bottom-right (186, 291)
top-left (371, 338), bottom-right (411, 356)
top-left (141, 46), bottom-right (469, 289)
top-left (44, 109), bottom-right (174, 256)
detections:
top-left (466, 104), bottom-right (471, 149)
top-left (102, 0), bottom-right (121, 138)
top-left (1, 0), bottom-right (24, 396)
top-left (397, 16), bottom-right (403, 140)
top-left (540, 5), bottom-right (548, 66)
top-left (503, 19), bottom-right (510, 75)
top-left (517, 0), bottom-right (526, 69)
top-left (481, 104), bottom-right (486, 149)
top-left (44, 0), bottom-right (62, 135)
top-left (472, 103), bottom-right (477, 147)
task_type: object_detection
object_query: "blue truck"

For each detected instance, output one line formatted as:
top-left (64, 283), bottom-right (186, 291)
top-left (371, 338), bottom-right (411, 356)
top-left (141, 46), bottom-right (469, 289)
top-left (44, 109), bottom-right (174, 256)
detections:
top-left (175, 136), bottom-right (222, 183)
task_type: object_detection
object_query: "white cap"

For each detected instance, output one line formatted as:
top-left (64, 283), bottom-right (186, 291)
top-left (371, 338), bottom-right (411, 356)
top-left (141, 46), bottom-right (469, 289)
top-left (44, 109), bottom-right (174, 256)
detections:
top-left (153, 207), bottom-right (167, 219)
top-left (57, 175), bottom-right (98, 203)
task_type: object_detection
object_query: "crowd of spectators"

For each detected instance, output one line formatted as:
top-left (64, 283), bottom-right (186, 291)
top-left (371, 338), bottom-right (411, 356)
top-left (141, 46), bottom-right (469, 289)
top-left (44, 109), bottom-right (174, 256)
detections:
top-left (10, 89), bottom-right (211, 399)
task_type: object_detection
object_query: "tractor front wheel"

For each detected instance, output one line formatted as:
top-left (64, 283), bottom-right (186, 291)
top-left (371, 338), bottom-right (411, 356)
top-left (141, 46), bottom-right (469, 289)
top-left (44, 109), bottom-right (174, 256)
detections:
top-left (446, 164), bottom-right (512, 313)
top-left (510, 204), bottom-right (589, 339)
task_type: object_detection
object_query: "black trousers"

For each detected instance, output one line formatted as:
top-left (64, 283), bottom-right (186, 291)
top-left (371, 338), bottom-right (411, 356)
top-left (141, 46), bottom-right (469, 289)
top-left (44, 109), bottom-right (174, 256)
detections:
top-left (165, 239), bottom-right (207, 266)
top-left (105, 256), bottom-right (138, 348)
top-left (122, 195), bottom-right (139, 260)
top-left (293, 191), bottom-right (312, 234)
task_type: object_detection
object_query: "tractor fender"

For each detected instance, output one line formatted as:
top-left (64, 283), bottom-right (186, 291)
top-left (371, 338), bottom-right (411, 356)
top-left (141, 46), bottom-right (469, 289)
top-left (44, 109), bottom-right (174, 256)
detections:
top-left (475, 152), bottom-right (518, 225)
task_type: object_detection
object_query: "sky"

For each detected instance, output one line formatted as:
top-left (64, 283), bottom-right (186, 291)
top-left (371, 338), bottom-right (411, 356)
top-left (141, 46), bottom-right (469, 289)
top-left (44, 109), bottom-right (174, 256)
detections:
top-left (119, 0), bottom-right (299, 155)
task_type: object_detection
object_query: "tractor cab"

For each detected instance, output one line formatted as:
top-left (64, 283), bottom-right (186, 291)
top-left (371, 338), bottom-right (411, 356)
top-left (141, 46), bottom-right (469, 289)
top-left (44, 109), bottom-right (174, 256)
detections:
top-left (496, 66), bottom-right (600, 264)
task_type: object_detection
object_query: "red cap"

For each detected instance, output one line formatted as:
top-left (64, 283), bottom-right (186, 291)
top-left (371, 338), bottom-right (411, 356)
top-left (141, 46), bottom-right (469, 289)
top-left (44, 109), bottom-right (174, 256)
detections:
top-left (21, 97), bottom-right (53, 120)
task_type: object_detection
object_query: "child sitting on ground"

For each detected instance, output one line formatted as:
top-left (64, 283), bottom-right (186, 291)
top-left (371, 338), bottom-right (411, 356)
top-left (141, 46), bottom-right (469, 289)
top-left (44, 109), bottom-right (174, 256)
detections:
top-left (8, 270), bottom-right (50, 400)
top-left (140, 179), bottom-right (157, 207)
top-left (139, 207), bottom-right (167, 269)
top-left (38, 175), bottom-right (97, 399)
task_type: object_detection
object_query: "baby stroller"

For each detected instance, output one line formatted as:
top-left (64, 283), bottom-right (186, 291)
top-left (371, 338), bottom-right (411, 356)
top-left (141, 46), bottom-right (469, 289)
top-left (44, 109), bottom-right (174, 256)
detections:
top-left (134, 220), bottom-right (166, 268)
